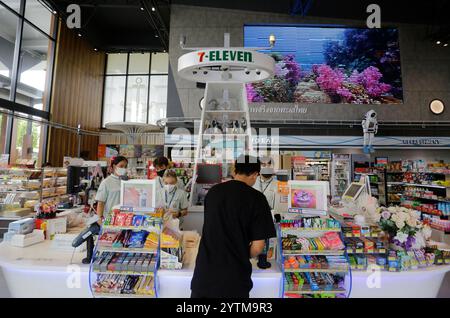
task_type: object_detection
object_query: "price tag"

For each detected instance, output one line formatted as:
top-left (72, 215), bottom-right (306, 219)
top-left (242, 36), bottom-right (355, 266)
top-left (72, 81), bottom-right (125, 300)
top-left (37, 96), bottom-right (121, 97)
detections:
top-left (345, 233), bottom-right (353, 237)
top-left (357, 265), bottom-right (364, 270)
top-left (353, 233), bottom-right (360, 237)
top-left (389, 268), bottom-right (397, 272)
top-left (356, 249), bottom-right (363, 253)
top-left (445, 259), bottom-right (450, 264)
top-left (388, 257), bottom-right (396, 261)
top-left (372, 233), bottom-right (378, 237)
top-left (437, 259), bottom-right (443, 264)
top-left (347, 247), bottom-right (353, 253)
top-left (378, 249), bottom-right (386, 253)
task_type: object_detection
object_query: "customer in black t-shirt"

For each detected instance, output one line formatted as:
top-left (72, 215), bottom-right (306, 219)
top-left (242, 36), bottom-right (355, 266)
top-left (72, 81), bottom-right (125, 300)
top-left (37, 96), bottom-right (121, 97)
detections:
top-left (191, 155), bottom-right (277, 298)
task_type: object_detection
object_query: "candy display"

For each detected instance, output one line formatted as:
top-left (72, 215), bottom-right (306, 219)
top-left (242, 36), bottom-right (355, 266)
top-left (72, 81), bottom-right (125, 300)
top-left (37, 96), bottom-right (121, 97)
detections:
top-left (283, 255), bottom-right (348, 270)
top-left (280, 218), bottom-right (340, 230)
top-left (284, 272), bottom-right (346, 293)
top-left (92, 274), bottom-right (155, 297)
top-left (386, 249), bottom-right (435, 271)
top-left (93, 252), bottom-right (157, 274)
top-left (98, 229), bottom-right (159, 251)
top-left (282, 232), bottom-right (345, 252)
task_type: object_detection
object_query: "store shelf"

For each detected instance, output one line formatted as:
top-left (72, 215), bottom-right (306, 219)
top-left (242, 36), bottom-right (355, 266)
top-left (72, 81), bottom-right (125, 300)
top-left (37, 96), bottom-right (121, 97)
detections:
top-left (403, 183), bottom-right (447, 189)
top-left (281, 228), bottom-right (341, 233)
top-left (387, 182), bottom-right (405, 185)
top-left (284, 267), bottom-right (349, 273)
top-left (93, 292), bottom-right (155, 298)
top-left (346, 249), bottom-right (387, 254)
top-left (284, 288), bottom-right (346, 294)
top-left (403, 195), bottom-right (450, 204)
top-left (419, 211), bottom-right (449, 220)
top-left (97, 247), bottom-right (158, 254)
top-left (102, 225), bottom-right (160, 232)
top-left (283, 250), bottom-right (345, 256)
top-left (93, 271), bottom-right (156, 276)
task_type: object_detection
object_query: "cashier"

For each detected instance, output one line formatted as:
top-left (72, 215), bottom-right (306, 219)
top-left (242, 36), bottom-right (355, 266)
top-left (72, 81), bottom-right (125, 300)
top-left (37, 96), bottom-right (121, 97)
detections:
top-left (156, 169), bottom-right (189, 220)
top-left (95, 156), bottom-right (128, 223)
top-left (153, 156), bottom-right (186, 192)
top-left (253, 158), bottom-right (277, 210)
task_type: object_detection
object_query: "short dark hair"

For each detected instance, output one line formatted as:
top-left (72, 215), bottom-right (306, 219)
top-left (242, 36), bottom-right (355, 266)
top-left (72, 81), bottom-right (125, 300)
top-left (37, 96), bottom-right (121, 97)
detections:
top-left (153, 156), bottom-right (169, 168)
top-left (234, 155), bottom-right (260, 176)
top-left (111, 156), bottom-right (128, 167)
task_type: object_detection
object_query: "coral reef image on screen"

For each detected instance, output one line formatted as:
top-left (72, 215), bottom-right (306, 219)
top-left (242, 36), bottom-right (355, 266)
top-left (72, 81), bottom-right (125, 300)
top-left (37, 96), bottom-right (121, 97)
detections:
top-left (244, 25), bottom-right (403, 104)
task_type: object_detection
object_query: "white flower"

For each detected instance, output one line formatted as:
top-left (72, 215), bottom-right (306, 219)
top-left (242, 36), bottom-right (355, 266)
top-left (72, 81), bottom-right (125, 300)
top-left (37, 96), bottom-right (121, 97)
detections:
top-left (394, 231), bottom-right (408, 243)
top-left (406, 216), bottom-right (417, 227)
top-left (421, 225), bottom-right (432, 239)
top-left (395, 219), bottom-right (405, 229)
top-left (412, 233), bottom-right (426, 249)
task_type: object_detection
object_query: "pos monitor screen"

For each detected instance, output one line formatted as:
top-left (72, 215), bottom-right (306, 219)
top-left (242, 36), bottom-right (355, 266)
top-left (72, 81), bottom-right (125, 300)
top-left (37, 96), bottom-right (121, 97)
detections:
top-left (342, 182), bottom-right (365, 201)
top-left (196, 164), bottom-right (222, 184)
top-left (67, 166), bottom-right (88, 194)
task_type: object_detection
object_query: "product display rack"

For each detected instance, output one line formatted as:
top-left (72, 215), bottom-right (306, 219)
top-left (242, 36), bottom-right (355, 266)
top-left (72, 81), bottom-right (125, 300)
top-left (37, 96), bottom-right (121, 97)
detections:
top-left (0, 167), bottom-right (68, 213)
top-left (89, 209), bottom-right (162, 298)
top-left (278, 218), bottom-right (350, 298)
top-left (293, 158), bottom-right (331, 182)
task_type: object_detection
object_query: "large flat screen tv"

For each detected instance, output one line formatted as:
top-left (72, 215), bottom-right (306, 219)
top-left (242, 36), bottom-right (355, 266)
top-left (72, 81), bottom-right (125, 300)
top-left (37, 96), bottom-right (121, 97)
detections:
top-left (244, 25), bottom-right (403, 104)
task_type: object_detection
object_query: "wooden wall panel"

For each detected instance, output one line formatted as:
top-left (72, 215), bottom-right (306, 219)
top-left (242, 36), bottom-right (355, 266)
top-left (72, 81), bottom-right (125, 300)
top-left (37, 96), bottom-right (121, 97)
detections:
top-left (47, 22), bottom-right (106, 166)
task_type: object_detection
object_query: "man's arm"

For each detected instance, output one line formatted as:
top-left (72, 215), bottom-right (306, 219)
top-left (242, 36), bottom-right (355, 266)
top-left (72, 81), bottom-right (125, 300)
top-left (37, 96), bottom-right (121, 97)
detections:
top-left (250, 240), bottom-right (266, 258)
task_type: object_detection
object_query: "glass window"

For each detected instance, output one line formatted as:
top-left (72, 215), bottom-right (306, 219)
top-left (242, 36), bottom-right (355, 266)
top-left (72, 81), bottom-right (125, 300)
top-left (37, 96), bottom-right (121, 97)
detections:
top-left (151, 53), bottom-right (168, 74)
top-left (10, 117), bottom-right (43, 166)
top-left (125, 75), bottom-right (148, 123)
top-left (106, 53), bottom-right (127, 74)
top-left (148, 75), bottom-right (167, 125)
top-left (103, 52), bottom-right (168, 126)
top-left (17, 21), bottom-right (53, 109)
top-left (103, 76), bottom-right (126, 124)
top-left (24, 0), bottom-right (52, 35)
top-left (129, 53), bottom-right (150, 74)
top-left (0, 5), bottom-right (19, 99)
top-left (1, 0), bottom-right (21, 13)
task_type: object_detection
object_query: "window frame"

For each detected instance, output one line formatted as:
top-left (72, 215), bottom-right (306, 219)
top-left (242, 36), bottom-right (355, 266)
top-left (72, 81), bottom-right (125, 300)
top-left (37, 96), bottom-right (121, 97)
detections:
top-left (0, 0), bottom-right (58, 165)
top-left (101, 52), bottom-right (168, 127)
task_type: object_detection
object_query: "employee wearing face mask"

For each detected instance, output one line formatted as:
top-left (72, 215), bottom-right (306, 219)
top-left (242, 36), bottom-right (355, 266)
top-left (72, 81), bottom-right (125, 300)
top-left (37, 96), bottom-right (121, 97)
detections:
top-left (95, 156), bottom-right (128, 224)
top-left (252, 158), bottom-right (277, 210)
top-left (153, 156), bottom-right (185, 192)
top-left (156, 170), bottom-right (189, 222)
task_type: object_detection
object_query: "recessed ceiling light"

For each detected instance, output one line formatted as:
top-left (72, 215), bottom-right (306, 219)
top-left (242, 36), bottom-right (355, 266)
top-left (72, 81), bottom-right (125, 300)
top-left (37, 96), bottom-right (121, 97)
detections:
top-left (140, 7), bottom-right (144, 11)
top-left (436, 40), bottom-right (441, 45)
top-left (429, 99), bottom-right (445, 115)
top-left (155, 34), bottom-right (159, 38)
top-left (94, 48), bottom-right (98, 51)
top-left (77, 33), bottom-right (82, 37)
top-left (52, 10), bottom-right (57, 14)
top-left (151, 7), bottom-right (156, 11)
top-left (444, 43), bottom-right (449, 47)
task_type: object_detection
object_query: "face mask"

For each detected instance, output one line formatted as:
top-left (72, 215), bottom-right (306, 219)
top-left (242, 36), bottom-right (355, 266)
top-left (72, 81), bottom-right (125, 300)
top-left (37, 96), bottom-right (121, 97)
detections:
top-left (262, 174), bottom-right (273, 180)
top-left (165, 184), bottom-right (176, 192)
top-left (157, 169), bottom-right (166, 178)
top-left (115, 167), bottom-right (127, 176)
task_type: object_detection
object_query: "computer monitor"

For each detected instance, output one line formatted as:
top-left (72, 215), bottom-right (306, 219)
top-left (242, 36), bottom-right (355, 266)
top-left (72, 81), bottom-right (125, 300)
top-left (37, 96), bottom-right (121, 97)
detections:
top-left (288, 180), bottom-right (329, 215)
top-left (67, 166), bottom-right (88, 194)
top-left (342, 182), bottom-right (366, 201)
top-left (196, 164), bottom-right (222, 184)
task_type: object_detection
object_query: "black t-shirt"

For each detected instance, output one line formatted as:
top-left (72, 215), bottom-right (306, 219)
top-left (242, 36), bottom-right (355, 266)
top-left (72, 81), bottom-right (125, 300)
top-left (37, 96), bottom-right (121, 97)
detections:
top-left (191, 180), bottom-right (277, 297)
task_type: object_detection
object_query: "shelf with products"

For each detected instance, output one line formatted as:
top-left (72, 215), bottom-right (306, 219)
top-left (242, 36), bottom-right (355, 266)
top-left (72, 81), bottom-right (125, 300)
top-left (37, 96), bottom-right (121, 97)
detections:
top-left (279, 217), bottom-right (349, 298)
top-left (90, 206), bottom-right (162, 298)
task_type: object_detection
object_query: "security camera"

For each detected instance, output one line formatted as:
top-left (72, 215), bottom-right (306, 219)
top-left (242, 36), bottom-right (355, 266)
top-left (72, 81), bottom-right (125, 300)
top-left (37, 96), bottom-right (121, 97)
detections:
top-left (203, 70), bottom-right (208, 75)
top-left (193, 70), bottom-right (197, 75)
top-left (256, 70), bottom-right (261, 75)
top-left (245, 68), bottom-right (250, 75)
top-left (222, 66), bottom-right (229, 71)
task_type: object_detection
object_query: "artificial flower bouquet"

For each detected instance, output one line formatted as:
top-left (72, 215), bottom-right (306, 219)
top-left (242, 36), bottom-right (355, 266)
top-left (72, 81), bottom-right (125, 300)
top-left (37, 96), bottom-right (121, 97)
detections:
top-left (377, 206), bottom-right (432, 250)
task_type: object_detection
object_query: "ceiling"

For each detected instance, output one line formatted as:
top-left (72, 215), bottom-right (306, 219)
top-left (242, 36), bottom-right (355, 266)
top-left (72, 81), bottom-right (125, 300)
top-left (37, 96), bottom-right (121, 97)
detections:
top-left (46, 0), bottom-right (449, 52)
